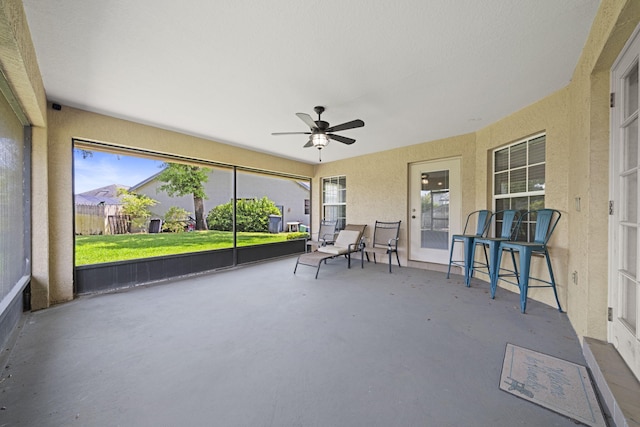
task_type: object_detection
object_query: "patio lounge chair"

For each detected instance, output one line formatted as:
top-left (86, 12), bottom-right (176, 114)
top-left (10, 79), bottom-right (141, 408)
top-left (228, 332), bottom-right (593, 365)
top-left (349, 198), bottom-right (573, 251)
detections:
top-left (294, 226), bottom-right (366, 279)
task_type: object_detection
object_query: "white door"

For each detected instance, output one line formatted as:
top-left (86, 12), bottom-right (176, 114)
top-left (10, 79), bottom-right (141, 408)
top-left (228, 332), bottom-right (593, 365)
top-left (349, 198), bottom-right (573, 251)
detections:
top-left (409, 158), bottom-right (461, 264)
top-left (610, 24), bottom-right (640, 380)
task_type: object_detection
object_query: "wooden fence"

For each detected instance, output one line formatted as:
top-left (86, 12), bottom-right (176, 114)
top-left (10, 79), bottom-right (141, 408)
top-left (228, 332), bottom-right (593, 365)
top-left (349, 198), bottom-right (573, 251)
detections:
top-left (75, 204), bottom-right (127, 235)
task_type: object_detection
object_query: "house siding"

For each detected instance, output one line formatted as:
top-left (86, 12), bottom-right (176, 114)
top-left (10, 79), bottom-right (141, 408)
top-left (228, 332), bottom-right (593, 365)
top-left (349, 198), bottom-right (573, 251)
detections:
top-left (132, 169), bottom-right (310, 228)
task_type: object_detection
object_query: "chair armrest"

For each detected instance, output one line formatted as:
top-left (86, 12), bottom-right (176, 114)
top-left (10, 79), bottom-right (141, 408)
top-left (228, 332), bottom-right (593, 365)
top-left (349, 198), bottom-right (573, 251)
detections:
top-left (387, 237), bottom-right (399, 249)
top-left (320, 233), bottom-right (336, 244)
top-left (348, 239), bottom-right (365, 253)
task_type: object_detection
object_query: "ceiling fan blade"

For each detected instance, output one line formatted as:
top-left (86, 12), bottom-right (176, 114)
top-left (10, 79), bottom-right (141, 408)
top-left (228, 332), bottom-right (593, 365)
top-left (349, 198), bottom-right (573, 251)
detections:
top-left (328, 134), bottom-right (356, 145)
top-left (271, 132), bottom-right (311, 136)
top-left (326, 119), bottom-right (364, 133)
top-left (296, 113), bottom-right (319, 130)
top-left (303, 139), bottom-right (314, 148)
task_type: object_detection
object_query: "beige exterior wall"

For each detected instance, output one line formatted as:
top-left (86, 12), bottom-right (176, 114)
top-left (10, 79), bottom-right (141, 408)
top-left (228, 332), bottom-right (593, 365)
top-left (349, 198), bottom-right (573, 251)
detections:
top-left (3, 0), bottom-right (640, 350)
top-left (475, 89), bottom-right (571, 313)
top-left (567, 0), bottom-right (640, 343)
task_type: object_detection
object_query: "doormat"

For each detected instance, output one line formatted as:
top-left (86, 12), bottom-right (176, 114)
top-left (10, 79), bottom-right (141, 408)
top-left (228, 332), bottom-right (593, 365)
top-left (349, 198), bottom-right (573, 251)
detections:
top-left (500, 343), bottom-right (606, 427)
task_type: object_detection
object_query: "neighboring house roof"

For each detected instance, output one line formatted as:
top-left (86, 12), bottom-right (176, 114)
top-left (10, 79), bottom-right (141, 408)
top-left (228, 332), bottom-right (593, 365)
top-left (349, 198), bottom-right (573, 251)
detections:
top-left (75, 184), bottom-right (128, 205)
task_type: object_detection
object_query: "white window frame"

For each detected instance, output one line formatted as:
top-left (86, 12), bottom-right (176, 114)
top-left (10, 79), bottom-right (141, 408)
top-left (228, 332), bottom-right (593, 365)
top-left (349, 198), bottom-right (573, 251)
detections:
top-left (322, 176), bottom-right (347, 230)
top-left (492, 133), bottom-right (546, 241)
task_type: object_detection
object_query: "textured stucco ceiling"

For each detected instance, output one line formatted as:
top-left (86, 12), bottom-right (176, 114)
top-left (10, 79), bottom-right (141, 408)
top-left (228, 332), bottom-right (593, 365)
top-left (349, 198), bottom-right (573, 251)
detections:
top-left (22, 1), bottom-right (600, 164)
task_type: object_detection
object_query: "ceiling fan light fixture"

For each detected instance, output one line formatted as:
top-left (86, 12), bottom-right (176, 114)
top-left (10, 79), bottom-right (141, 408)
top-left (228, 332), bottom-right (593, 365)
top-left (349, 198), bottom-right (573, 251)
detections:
top-left (312, 133), bottom-right (330, 148)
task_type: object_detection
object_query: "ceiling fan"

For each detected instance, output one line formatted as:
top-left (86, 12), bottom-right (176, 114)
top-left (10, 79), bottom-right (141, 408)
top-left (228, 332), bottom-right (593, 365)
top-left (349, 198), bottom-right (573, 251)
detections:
top-left (272, 106), bottom-right (364, 161)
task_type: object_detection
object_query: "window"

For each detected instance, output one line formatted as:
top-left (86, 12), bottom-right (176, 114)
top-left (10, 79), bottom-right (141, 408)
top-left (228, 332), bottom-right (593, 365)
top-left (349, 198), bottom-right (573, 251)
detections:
top-left (493, 134), bottom-right (545, 241)
top-left (322, 176), bottom-right (346, 230)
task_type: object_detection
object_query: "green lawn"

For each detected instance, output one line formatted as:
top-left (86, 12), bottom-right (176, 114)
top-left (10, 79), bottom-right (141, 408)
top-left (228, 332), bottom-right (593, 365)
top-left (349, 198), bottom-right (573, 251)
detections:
top-left (75, 231), bottom-right (294, 265)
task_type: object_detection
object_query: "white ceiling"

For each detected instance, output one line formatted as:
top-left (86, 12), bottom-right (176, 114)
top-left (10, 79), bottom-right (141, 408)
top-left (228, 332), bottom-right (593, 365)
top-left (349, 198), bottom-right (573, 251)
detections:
top-left (22, 0), bottom-right (600, 164)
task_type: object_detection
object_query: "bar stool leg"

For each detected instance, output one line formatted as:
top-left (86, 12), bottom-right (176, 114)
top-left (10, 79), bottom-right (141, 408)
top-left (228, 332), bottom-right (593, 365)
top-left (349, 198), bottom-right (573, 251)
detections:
top-left (517, 247), bottom-right (533, 314)
top-left (544, 249), bottom-right (563, 312)
top-left (446, 239), bottom-right (456, 279)
top-left (491, 245), bottom-right (504, 299)
top-left (463, 237), bottom-right (474, 287)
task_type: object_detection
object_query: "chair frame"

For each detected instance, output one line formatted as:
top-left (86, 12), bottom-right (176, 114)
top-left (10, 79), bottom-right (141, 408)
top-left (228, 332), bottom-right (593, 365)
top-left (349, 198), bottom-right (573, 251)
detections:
top-left (491, 209), bottom-right (562, 313)
top-left (294, 225), bottom-right (367, 279)
top-left (361, 220), bottom-right (401, 273)
top-left (305, 219), bottom-right (337, 252)
top-left (469, 209), bottom-right (520, 291)
top-left (446, 210), bottom-right (492, 286)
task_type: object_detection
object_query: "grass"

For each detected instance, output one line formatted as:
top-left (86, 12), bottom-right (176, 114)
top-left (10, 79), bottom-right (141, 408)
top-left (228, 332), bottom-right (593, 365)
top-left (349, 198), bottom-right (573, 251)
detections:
top-left (75, 230), bottom-right (293, 266)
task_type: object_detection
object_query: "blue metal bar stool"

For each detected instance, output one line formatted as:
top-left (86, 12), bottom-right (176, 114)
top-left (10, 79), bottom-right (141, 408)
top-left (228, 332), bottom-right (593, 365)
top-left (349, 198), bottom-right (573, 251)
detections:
top-left (446, 209), bottom-right (492, 286)
top-left (491, 209), bottom-right (562, 313)
top-left (469, 209), bottom-right (520, 293)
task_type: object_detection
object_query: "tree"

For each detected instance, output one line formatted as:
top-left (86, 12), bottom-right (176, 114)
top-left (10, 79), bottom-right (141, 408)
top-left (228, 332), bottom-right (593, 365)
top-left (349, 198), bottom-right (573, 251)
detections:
top-left (117, 188), bottom-right (158, 232)
top-left (157, 163), bottom-right (211, 230)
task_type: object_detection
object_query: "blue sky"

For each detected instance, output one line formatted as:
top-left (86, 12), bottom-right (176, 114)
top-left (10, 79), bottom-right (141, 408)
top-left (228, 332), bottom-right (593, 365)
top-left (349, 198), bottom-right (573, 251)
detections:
top-left (73, 150), bottom-right (165, 194)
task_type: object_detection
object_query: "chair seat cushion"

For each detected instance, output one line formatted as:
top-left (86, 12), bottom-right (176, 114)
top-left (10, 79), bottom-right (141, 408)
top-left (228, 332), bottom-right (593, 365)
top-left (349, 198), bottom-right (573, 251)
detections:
top-left (318, 245), bottom-right (349, 255)
top-left (317, 230), bottom-right (360, 255)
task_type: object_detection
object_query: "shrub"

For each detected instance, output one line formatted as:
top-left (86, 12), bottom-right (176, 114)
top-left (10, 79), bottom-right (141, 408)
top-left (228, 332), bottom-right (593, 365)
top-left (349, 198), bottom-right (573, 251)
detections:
top-left (286, 232), bottom-right (309, 240)
top-left (117, 188), bottom-right (158, 232)
top-left (162, 206), bottom-right (191, 233)
top-left (207, 197), bottom-right (281, 232)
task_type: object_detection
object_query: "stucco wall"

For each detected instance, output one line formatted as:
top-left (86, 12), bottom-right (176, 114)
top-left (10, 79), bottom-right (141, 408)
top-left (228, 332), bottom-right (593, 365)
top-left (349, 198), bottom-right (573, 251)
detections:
top-left (566, 0), bottom-right (640, 340)
top-left (475, 89), bottom-right (571, 314)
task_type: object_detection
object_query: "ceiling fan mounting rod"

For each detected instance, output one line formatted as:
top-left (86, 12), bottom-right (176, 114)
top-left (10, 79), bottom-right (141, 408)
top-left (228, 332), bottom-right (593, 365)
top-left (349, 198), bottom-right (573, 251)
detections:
top-left (314, 105), bottom-right (325, 120)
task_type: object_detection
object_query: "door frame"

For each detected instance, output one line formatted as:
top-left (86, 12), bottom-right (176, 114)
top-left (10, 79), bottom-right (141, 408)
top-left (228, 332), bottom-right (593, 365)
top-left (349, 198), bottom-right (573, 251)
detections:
top-left (408, 157), bottom-right (462, 265)
top-left (609, 22), bottom-right (640, 380)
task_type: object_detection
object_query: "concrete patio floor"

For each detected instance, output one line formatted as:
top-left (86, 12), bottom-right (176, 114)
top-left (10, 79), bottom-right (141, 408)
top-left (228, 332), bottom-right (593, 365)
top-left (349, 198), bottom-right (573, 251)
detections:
top-left (0, 256), bottom-right (608, 426)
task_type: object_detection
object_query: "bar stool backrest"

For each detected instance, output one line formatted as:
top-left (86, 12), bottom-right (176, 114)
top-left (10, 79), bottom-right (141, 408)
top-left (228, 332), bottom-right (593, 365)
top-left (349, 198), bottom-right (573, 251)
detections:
top-left (463, 210), bottom-right (492, 236)
top-left (515, 209), bottom-right (561, 245)
top-left (495, 209), bottom-right (520, 240)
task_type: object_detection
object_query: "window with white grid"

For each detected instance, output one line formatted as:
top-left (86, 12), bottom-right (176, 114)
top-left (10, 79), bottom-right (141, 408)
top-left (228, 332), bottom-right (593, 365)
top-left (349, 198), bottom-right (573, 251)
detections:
top-left (322, 176), bottom-right (346, 230)
top-left (493, 134), bottom-right (545, 241)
